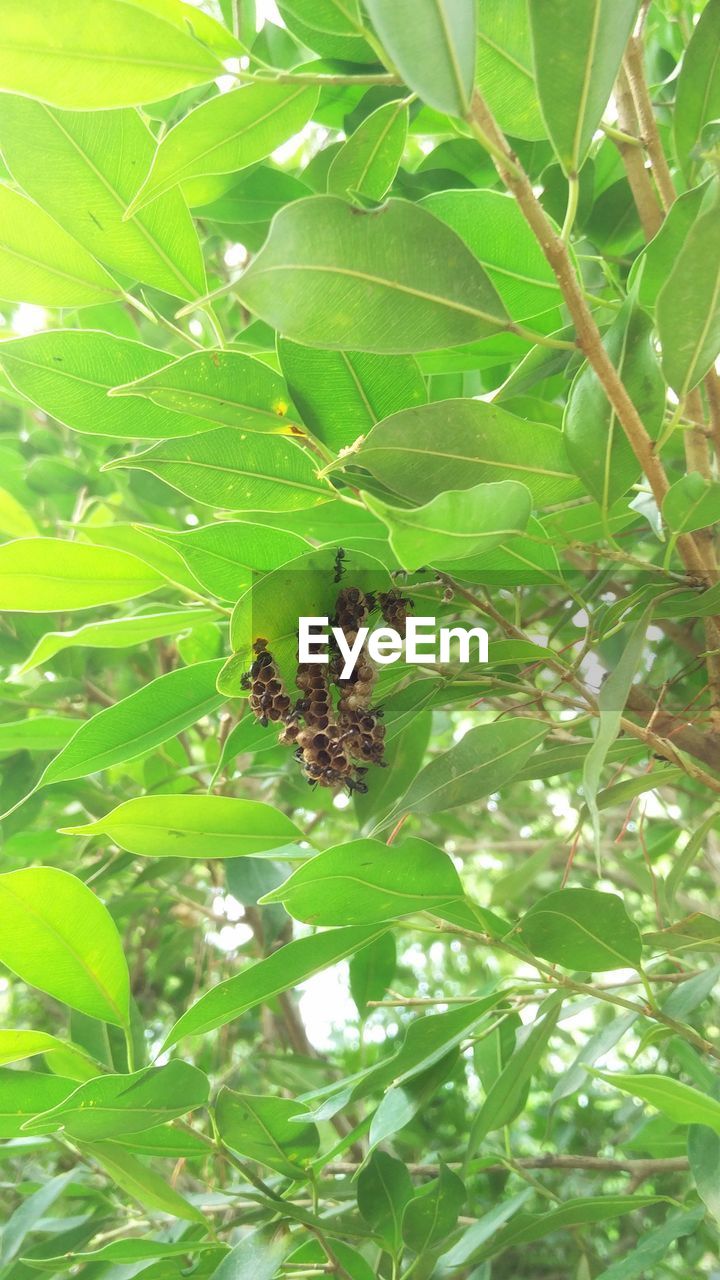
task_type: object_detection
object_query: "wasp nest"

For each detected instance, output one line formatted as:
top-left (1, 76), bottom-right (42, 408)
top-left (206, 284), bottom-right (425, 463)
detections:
top-left (242, 560), bottom-right (414, 794)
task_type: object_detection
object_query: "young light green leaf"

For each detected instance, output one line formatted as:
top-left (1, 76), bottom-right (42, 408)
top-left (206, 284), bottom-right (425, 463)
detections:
top-left (596, 1070), bottom-right (720, 1133)
top-left (141, 523), bottom-right (309, 601)
top-left (674, 0), bottom-right (720, 175)
top-left (18, 608), bottom-right (215, 675)
top-left (0, 184), bottom-right (119, 308)
top-left (0, 537), bottom-right (163, 612)
top-left (476, 0), bottom-right (545, 141)
top-left (37, 1239), bottom-right (219, 1266)
top-left (260, 837), bottom-right (464, 925)
top-left (0, 717), bottom-right (80, 752)
top-left (328, 99), bottom-right (408, 203)
top-left (657, 180), bottom-right (720, 396)
top-left (663, 472), bottom-right (720, 535)
top-left (528, 0), bottom-right (639, 175)
top-left (277, 340), bottom-right (427, 453)
top-left (164, 925), bottom-right (387, 1048)
top-left (38, 659), bottom-right (225, 787)
top-left (62, 794), bottom-right (303, 859)
top-left (0, 867), bottom-right (130, 1027)
top-left (566, 302), bottom-right (665, 507)
top-left (364, 0), bottom-right (476, 116)
top-left (215, 1089), bottom-right (319, 1178)
top-left (0, 0), bottom-right (223, 109)
top-left (365, 480), bottom-right (532, 571)
top-left (108, 429), bottom-right (332, 512)
top-left (110, 348), bottom-right (304, 435)
top-left (423, 189), bottom-right (562, 321)
top-left (0, 1029), bottom-right (96, 1078)
top-left (357, 399), bottom-right (581, 507)
top-left (127, 83), bottom-right (319, 214)
top-left (0, 331), bottom-right (219, 440)
top-left (388, 720), bottom-right (549, 818)
top-left (235, 197), bottom-right (511, 353)
top-left (521, 889), bottom-right (643, 971)
top-left (82, 1140), bottom-right (206, 1222)
top-left (0, 98), bottom-right (205, 300)
top-left (23, 1062), bottom-right (209, 1139)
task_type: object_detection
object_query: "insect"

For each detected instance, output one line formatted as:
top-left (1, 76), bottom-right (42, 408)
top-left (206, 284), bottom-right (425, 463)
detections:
top-left (333, 546), bottom-right (347, 583)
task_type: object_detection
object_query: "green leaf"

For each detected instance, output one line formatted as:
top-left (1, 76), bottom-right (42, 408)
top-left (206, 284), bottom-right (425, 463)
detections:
top-left (468, 997), bottom-right (562, 1151)
top-left (0, 486), bottom-right (37, 537)
top-left (0, 1170), bottom-right (75, 1268)
top-left (369, 1055), bottom-right (458, 1152)
top-left (388, 720), bottom-right (549, 817)
top-left (357, 399), bottom-right (582, 507)
top-left (0, 331), bottom-right (222, 440)
top-left (674, 0), bottom-right (720, 175)
top-left (364, 0), bottom-right (476, 116)
top-left (349, 932), bottom-right (396, 1018)
top-left (663, 472), bottom-right (720, 535)
top-left (163, 925), bottom-right (388, 1048)
top-left (328, 99), bottom-right (408, 203)
top-left (235, 197), bottom-right (511, 353)
top-left (0, 0), bottom-right (222, 109)
top-left (0, 537), bottom-right (163, 612)
top-left (657, 180), bottom-right (720, 396)
top-left (108, 429), bottom-right (332, 512)
top-left (474, 1196), bottom-right (670, 1263)
top-left (0, 1029), bottom-right (96, 1079)
top-left (582, 607), bottom-right (651, 861)
top-left (61, 794), bottom-right (303, 859)
top-left (689, 1124), bottom-right (720, 1222)
top-left (596, 1070), bottom-right (720, 1133)
top-left (127, 83), bottom-right (319, 214)
top-left (215, 1088), bottom-right (319, 1177)
top-left (528, 0), bottom-right (639, 175)
top-left (632, 181), bottom-right (710, 310)
top-left (476, 0), bottom-right (546, 141)
top-left (81, 1139), bottom-right (205, 1222)
top-left (23, 1061), bottom-right (208, 1139)
top-left (423, 189), bottom-right (562, 321)
top-left (0, 716), bottom-right (80, 752)
top-left (40, 658), bottom-right (226, 786)
top-left (110, 348), bottom-right (304, 435)
top-left (18, 607), bottom-right (215, 675)
top-left (260, 836), bottom-right (464, 925)
top-left (141, 522), bottom-right (310, 601)
top-left (0, 98), bottom-right (205, 300)
top-left (0, 183), bottom-right (120, 308)
top-left (521, 889), bottom-right (643, 971)
top-left (566, 302), bottom-right (665, 507)
top-left (277, 339), bottom-right (427, 453)
top-left (36, 1239), bottom-right (219, 1266)
top-left (645, 912), bottom-right (720, 954)
top-left (402, 1165), bottom-right (465, 1253)
top-left (365, 480), bottom-right (532, 571)
top-left (0, 867), bottom-right (130, 1027)
top-left (209, 1227), bottom-right (289, 1280)
top-left (593, 1207), bottom-right (705, 1280)
top-left (357, 1151), bottom-right (413, 1252)
top-left (0, 1069), bottom-right (75, 1139)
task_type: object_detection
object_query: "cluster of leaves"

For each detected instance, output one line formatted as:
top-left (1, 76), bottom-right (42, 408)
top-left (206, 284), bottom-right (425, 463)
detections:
top-left (1, 0), bottom-right (720, 1276)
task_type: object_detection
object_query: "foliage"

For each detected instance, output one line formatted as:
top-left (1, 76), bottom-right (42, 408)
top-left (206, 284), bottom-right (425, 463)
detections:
top-left (0, 0), bottom-right (720, 1276)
